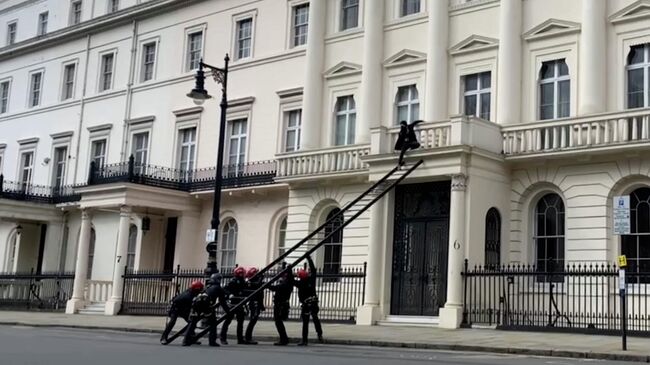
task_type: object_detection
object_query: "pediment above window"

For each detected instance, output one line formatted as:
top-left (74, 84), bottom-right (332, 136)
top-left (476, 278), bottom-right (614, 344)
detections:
top-left (450, 35), bottom-right (498, 56)
top-left (324, 62), bottom-right (362, 79)
top-left (384, 49), bottom-right (427, 68)
top-left (523, 19), bottom-right (581, 41)
top-left (610, 0), bottom-right (650, 24)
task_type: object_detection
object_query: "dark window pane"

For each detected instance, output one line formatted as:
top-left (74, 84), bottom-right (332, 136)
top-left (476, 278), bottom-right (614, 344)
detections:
top-left (465, 74), bottom-right (478, 91)
top-left (628, 68), bottom-right (645, 108)
top-left (464, 95), bottom-right (477, 116)
top-left (558, 80), bottom-right (570, 118)
top-left (480, 72), bottom-right (491, 88)
top-left (628, 45), bottom-right (644, 65)
top-left (480, 93), bottom-right (491, 119)
top-left (540, 62), bottom-right (554, 79)
top-left (558, 60), bottom-right (569, 76)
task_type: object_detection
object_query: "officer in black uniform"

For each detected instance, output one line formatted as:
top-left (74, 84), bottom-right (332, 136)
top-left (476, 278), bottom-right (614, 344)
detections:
top-left (182, 273), bottom-right (229, 347)
top-left (268, 266), bottom-right (294, 346)
top-left (294, 256), bottom-right (323, 346)
top-left (394, 119), bottom-right (423, 165)
top-left (161, 280), bottom-right (204, 345)
top-left (220, 266), bottom-right (247, 345)
top-left (243, 267), bottom-right (265, 345)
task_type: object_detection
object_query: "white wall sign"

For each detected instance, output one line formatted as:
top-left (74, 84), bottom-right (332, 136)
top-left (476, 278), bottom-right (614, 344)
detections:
top-left (613, 195), bottom-right (630, 235)
top-left (205, 229), bottom-right (216, 243)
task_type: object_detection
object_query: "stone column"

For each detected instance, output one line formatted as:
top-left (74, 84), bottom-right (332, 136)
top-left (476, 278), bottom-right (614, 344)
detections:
top-left (496, 0), bottom-right (522, 124)
top-left (299, 0), bottom-right (326, 150)
top-left (424, 0), bottom-right (449, 121)
top-left (356, 197), bottom-right (386, 325)
top-left (439, 174), bottom-right (467, 329)
top-left (105, 205), bottom-right (131, 315)
top-left (357, 0), bottom-right (385, 144)
top-left (66, 209), bottom-right (92, 314)
top-left (578, 0), bottom-right (606, 115)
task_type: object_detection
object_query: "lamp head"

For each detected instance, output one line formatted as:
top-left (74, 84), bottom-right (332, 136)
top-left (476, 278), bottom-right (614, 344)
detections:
top-left (186, 63), bottom-right (212, 105)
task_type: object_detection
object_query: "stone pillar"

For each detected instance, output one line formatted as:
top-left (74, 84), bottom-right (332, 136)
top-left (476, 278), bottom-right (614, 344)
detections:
top-left (299, 0), bottom-right (326, 150)
top-left (66, 209), bottom-right (92, 314)
top-left (356, 197), bottom-right (386, 325)
top-left (496, 0), bottom-right (522, 124)
top-left (357, 0), bottom-right (385, 144)
top-left (105, 205), bottom-right (131, 315)
top-left (578, 0), bottom-right (606, 115)
top-left (424, 0), bottom-right (449, 121)
top-left (439, 174), bottom-right (467, 329)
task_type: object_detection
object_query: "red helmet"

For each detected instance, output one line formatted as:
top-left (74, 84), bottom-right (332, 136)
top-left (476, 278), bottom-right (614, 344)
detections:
top-left (233, 266), bottom-right (246, 278)
top-left (246, 267), bottom-right (259, 279)
top-left (190, 280), bottom-right (204, 291)
top-left (296, 268), bottom-right (309, 280)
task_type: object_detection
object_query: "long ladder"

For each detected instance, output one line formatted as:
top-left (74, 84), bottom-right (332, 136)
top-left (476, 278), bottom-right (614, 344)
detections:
top-left (181, 160), bottom-right (424, 344)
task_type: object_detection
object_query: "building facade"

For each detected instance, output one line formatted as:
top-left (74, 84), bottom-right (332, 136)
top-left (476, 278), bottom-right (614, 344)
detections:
top-left (0, 0), bottom-right (649, 328)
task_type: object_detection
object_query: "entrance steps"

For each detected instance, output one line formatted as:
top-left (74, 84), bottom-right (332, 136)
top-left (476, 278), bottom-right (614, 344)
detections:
top-left (377, 316), bottom-right (439, 328)
top-left (78, 302), bottom-right (106, 315)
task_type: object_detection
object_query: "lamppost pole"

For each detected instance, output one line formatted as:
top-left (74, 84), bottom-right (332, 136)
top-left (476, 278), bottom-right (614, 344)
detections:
top-left (187, 54), bottom-right (230, 276)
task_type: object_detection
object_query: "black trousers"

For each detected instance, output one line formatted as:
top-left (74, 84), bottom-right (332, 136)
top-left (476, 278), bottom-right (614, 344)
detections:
top-left (273, 301), bottom-right (290, 344)
top-left (220, 306), bottom-right (245, 342)
top-left (245, 303), bottom-right (262, 341)
top-left (161, 308), bottom-right (189, 342)
top-left (182, 310), bottom-right (217, 346)
top-left (300, 301), bottom-right (322, 343)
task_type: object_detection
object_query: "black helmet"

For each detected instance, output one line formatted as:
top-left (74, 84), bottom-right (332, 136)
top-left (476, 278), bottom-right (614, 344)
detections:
top-left (207, 273), bottom-right (222, 286)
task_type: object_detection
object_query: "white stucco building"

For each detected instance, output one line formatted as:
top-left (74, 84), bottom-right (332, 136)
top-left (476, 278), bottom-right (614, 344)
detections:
top-left (1, 0), bottom-right (650, 329)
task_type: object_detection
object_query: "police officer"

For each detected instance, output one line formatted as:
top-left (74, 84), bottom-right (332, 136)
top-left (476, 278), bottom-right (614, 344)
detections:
top-left (182, 273), bottom-right (228, 347)
top-left (394, 119), bottom-right (422, 165)
top-left (294, 256), bottom-right (323, 346)
top-left (243, 267), bottom-right (265, 345)
top-left (161, 280), bottom-right (204, 345)
top-left (220, 266), bottom-right (247, 345)
top-left (268, 266), bottom-right (293, 346)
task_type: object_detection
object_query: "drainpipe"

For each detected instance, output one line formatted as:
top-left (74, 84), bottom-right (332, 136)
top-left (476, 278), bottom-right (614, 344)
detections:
top-left (72, 34), bottom-right (92, 184)
top-left (120, 20), bottom-right (139, 161)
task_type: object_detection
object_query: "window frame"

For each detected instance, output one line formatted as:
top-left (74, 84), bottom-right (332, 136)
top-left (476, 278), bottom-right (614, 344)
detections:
top-left (232, 11), bottom-right (256, 61)
top-left (37, 12), bottom-right (48, 36)
top-left (339, 0), bottom-right (360, 31)
top-left (184, 25), bottom-right (206, 73)
top-left (334, 95), bottom-right (357, 146)
top-left (51, 144), bottom-right (69, 188)
top-left (276, 216), bottom-right (288, 259)
top-left (291, 2), bottom-right (309, 48)
top-left (394, 84), bottom-right (420, 125)
top-left (27, 69), bottom-right (44, 108)
top-left (0, 78), bottom-right (11, 114)
top-left (61, 60), bottom-right (78, 101)
top-left (620, 187), bottom-right (650, 285)
top-left (126, 224), bottom-right (138, 271)
top-left (626, 44), bottom-right (650, 109)
top-left (532, 193), bottom-right (565, 283)
top-left (219, 218), bottom-right (238, 271)
top-left (0, 146), bottom-right (5, 175)
top-left (98, 51), bottom-right (116, 92)
top-left (538, 59), bottom-right (570, 120)
top-left (284, 108), bottom-right (302, 152)
top-left (90, 138), bottom-right (108, 169)
top-left (140, 40), bottom-right (158, 83)
top-left (176, 126), bottom-right (197, 172)
top-left (87, 228), bottom-right (96, 280)
top-left (462, 71), bottom-right (492, 120)
top-left (70, 0), bottom-right (83, 26)
top-left (226, 118), bottom-right (248, 173)
top-left (6, 21), bottom-right (17, 46)
top-left (130, 131), bottom-right (150, 171)
top-left (18, 150), bottom-right (35, 186)
top-left (399, 0), bottom-right (422, 18)
top-left (108, 0), bottom-right (119, 14)
top-left (322, 208), bottom-right (344, 281)
top-left (484, 207), bottom-right (501, 268)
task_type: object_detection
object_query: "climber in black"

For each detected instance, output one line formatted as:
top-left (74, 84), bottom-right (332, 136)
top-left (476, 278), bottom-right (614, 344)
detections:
top-left (182, 273), bottom-right (229, 347)
top-left (394, 119), bottom-right (423, 165)
top-left (294, 255), bottom-right (323, 346)
top-left (161, 280), bottom-right (204, 345)
top-left (220, 266), bottom-right (247, 345)
top-left (268, 265), bottom-right (294, 346)
top-left (243, 267), bottom-right (265, 345)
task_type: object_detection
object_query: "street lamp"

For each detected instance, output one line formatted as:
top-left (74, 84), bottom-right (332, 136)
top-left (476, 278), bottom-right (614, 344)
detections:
top-left (187, 55), bottom-right (229, 276)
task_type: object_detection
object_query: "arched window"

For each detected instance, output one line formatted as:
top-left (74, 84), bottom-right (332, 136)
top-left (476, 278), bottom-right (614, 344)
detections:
top-left (335, 96), bottom-right (356, 146)
top-left (539, 59), bottom-right (569, 120)
top-left (395, 85), bottom-right (419, 124)
top-left (627, 44), bottom-right (650, 109)
top-left (323, 208), bottom-right (343, 281)
top-left (87, 228), bottom-right (96, 280)
top-left (4, 231), bottom-right (17, 272)
top-left (534, 193), bottom-right (565, 281)
top-left (485, 208), bottom-right (501, 268)
top-left (622, 187), bottom-right (650, 284)
top-left (126, 224), bottom-right (137, 272)
top-left (220, 219), bottom-right (238, 270)
top-left (277, 217), bottom-right (288, 258)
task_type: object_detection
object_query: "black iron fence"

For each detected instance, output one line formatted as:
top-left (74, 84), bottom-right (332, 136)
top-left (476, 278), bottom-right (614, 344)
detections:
top-left (88, 156), bottom-right (276, 192)
top-left (0, 175), bottom-right (81, 204)
top-left (462, 260), bottom-right (650, 336)
top-left (120, 264), bottom-right (366, 322)
top-left (0, 270), bottom-right (74, 311)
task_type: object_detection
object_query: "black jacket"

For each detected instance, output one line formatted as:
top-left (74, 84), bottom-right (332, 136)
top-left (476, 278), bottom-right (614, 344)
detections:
top-left (225, 276), bottom-right (247, 304)
top-left (294, 257), bottom-right (317, 303)
top-left (171, 289), bottom-right (197, 315)
top-left (245, 277), bottom-right (265, 307)
top-left (205, 282), bottom-right (229, 311)
top-left (269, 269), bottom-right (294, 303)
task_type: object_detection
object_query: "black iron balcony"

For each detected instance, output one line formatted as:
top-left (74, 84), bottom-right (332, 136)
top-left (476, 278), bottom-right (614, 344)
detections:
top-left (0, 175), bottom-right (82, 204)
top-left (87, 156), bottom-right (277, 192)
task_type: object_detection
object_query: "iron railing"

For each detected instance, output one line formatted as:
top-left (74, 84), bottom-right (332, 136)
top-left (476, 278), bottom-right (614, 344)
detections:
top-left (88, 156), bottom-right (276, 192)
top-left (0, 175), bottom-right (81, 204)
top-left (0, 270), bottom-right (74, 311)
top-left (462, 260), bottom-right (650, 336)
top-left (120, 263), bottom-right (366, 323)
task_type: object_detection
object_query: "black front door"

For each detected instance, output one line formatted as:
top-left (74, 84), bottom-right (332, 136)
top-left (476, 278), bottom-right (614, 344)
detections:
top-left (391, 182), bottom-right (450, 316)
top-left (163, 217), bottom-right (178, 273)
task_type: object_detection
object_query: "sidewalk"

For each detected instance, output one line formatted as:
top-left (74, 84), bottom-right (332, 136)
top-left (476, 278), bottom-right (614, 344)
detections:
top-left (0, 311), bottom-right (648, 362)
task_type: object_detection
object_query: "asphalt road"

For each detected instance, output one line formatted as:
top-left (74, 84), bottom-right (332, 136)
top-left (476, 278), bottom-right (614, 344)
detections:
top-left (0, 325), bottom-right (634, 365)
